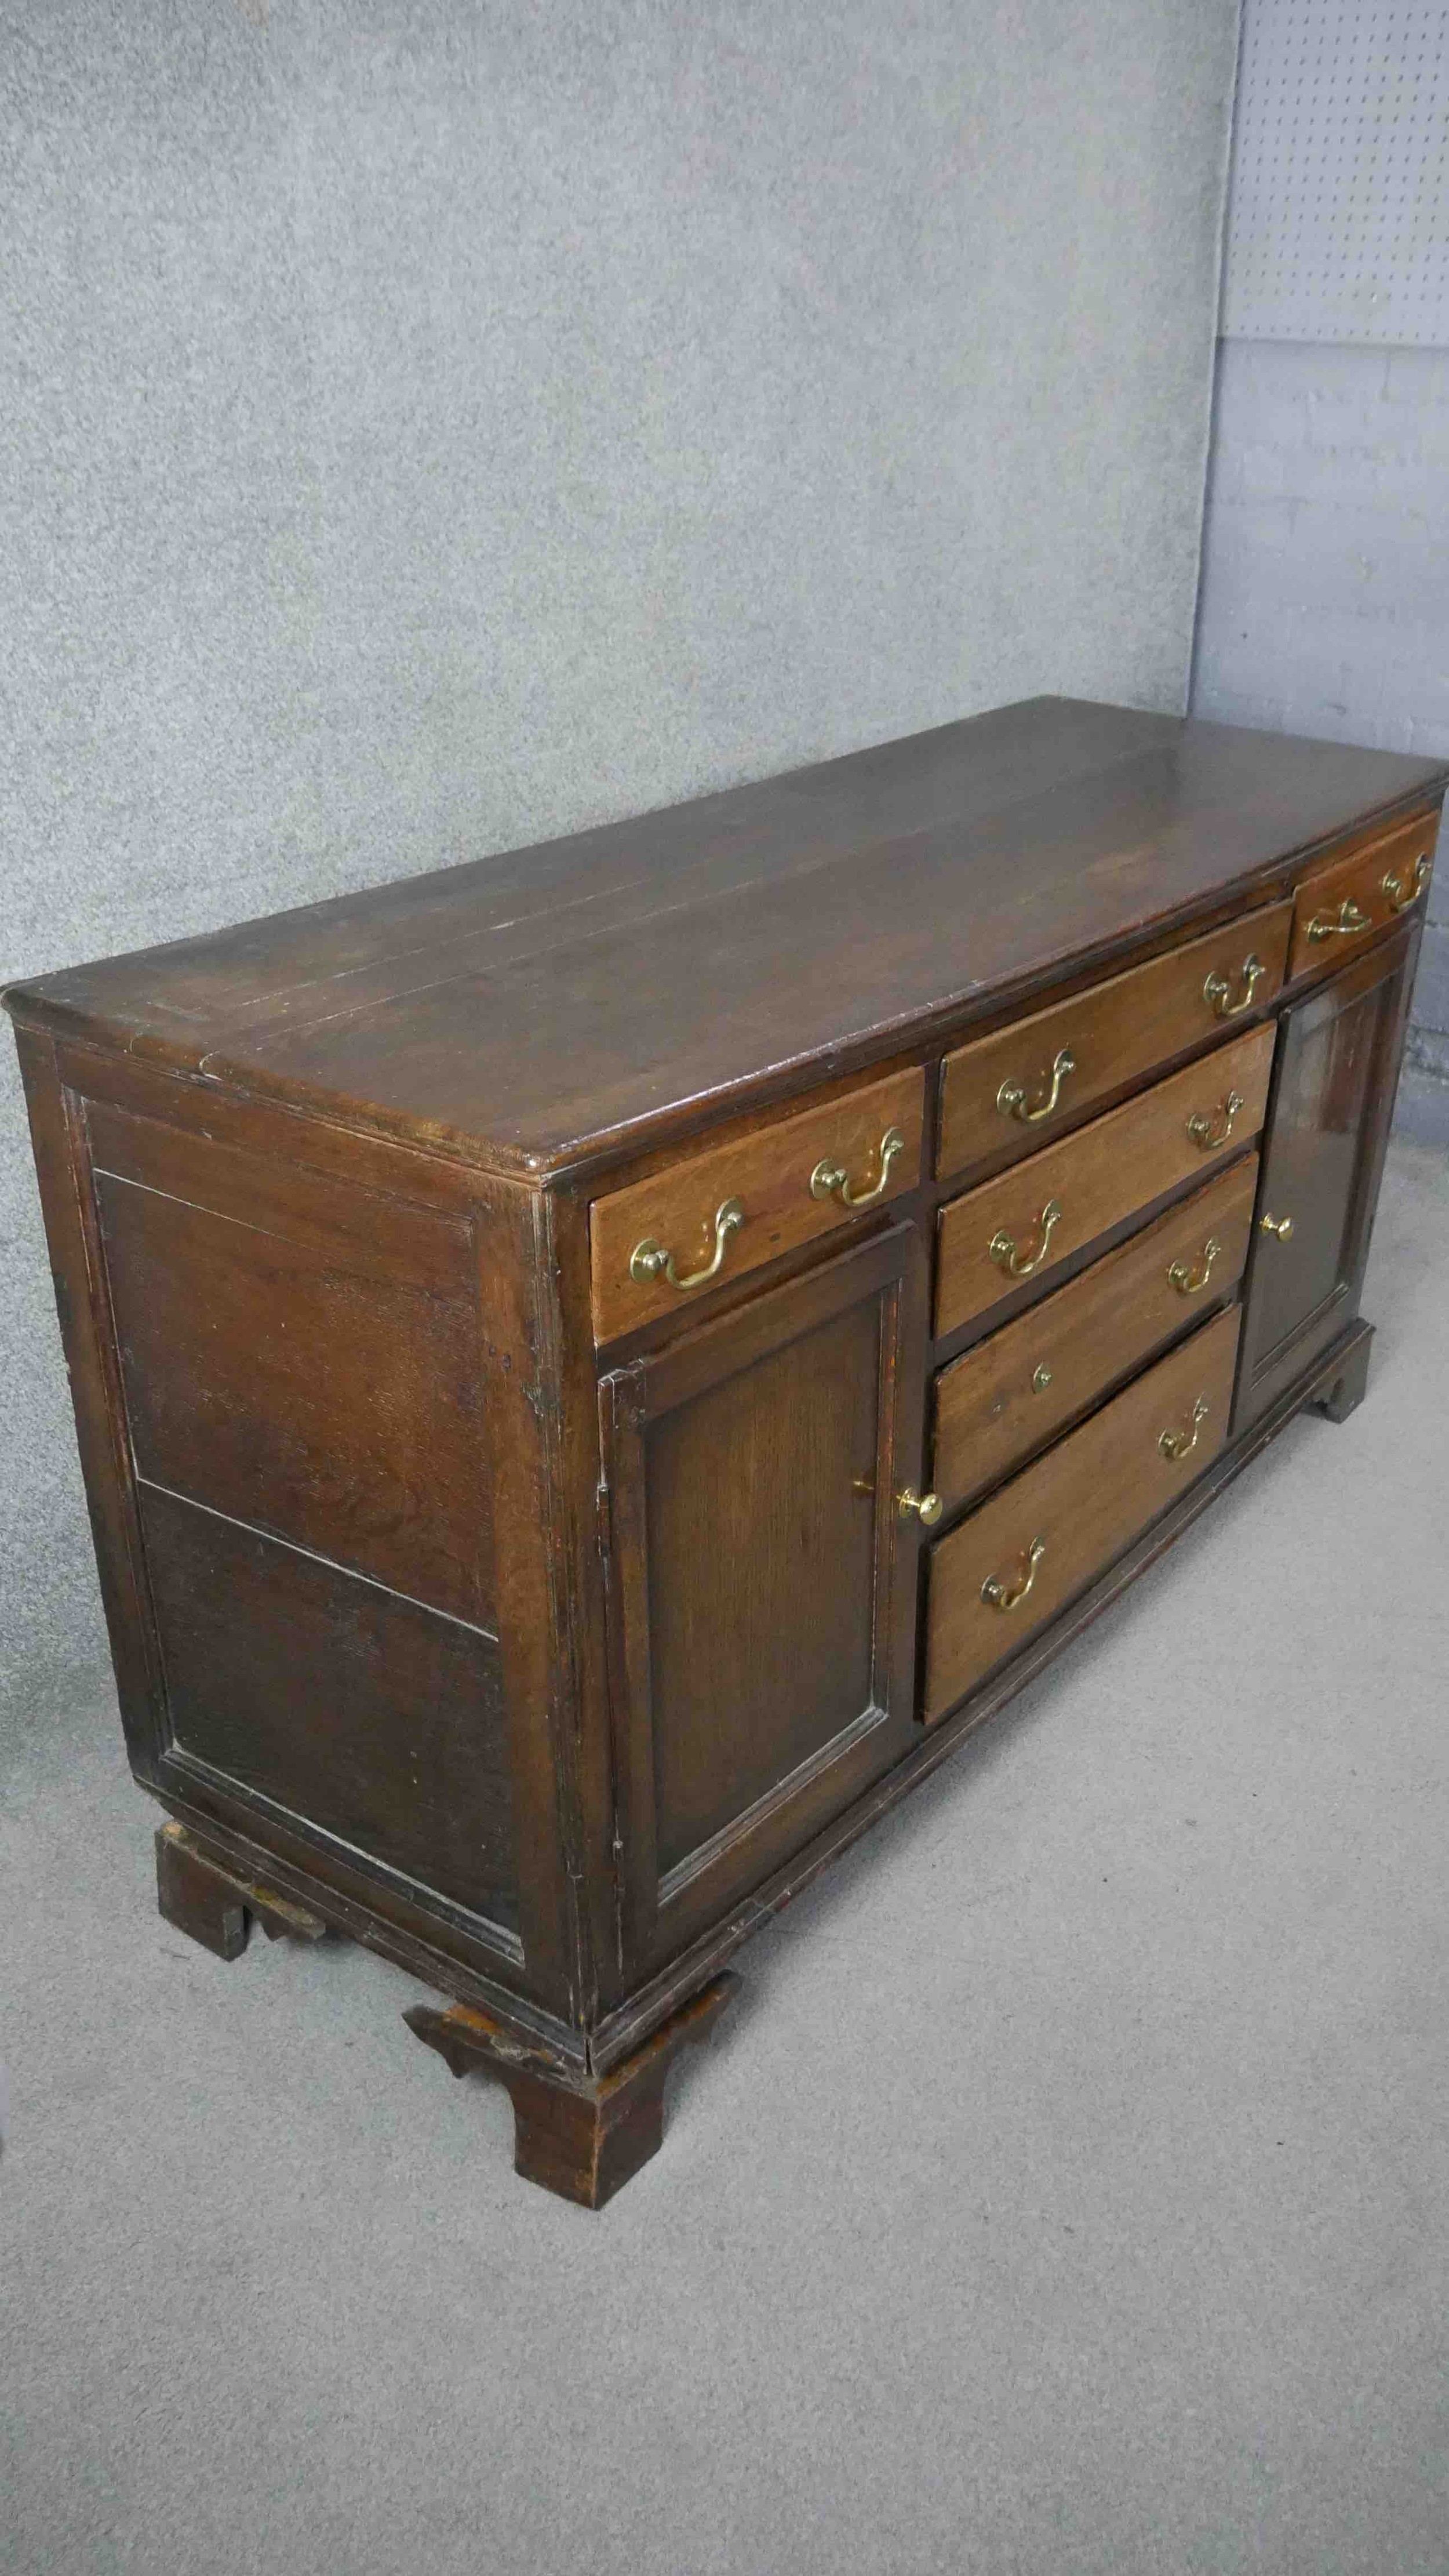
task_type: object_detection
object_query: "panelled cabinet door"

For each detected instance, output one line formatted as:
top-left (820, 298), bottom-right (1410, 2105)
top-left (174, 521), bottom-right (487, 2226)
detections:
top-left (600, 1222), bottom-right (930, 1976)
top-left (1236, 922), bottom-right (1418, 1429)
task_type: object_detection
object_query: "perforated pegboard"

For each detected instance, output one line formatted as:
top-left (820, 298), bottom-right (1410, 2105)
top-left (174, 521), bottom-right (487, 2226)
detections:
top-left (1221, 1), bottom-right (1449, 343)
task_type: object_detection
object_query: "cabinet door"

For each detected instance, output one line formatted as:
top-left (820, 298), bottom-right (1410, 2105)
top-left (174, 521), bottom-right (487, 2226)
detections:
top-left (600, 1222), bottom-right (929, 1974)
top-left (1235, 922), bottom-right (1418, 1429)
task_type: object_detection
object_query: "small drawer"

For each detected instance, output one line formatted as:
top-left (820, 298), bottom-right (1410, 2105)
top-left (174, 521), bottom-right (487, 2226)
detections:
top-left (931, 1154), bottom-right (1258, 1511)
top-left (938, 902), bottom-right (1293, 1182)
top-left (923, 1303), bottom-right (1240, 1724)
top-left (589, 1067), bottom-right (925, 1342)
top-left (934, 1022), bottom-right (1273, 1339)
top-left (1288, 808), bottom-right (1438, 979)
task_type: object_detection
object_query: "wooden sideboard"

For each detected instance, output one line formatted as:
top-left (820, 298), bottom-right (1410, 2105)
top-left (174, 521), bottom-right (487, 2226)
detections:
top-left (8, 696), bottom-right (1444, 2209)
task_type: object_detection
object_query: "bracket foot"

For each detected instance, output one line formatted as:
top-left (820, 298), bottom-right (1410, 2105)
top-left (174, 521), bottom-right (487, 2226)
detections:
top-left (155, 1822), bottom-right (326, 1961)
top-left (1312, 1323), bottom-right (1373, 1425)
top-left (405, 1972), bottom-right (738, 2208)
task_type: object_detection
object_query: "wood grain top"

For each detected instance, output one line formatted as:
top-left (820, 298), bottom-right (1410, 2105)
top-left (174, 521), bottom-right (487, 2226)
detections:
top-left (7, 697), bottom-right (1444, 1178)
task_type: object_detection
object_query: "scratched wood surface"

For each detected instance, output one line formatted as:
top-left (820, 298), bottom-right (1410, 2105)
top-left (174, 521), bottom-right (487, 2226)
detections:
top-left (6, 699), bottom-right (1443, 1174)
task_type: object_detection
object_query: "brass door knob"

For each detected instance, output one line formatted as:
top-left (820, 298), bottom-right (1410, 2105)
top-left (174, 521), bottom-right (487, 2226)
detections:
top-left (1259, 1211), bottom-right (1294, 1241)
top-left (897, 1487), bottom-right (943, 1526)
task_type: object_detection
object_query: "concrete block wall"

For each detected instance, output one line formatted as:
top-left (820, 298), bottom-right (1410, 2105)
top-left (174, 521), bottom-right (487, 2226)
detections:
top-left (0, 0), bottom-right (1242, 1702)
top-left (1192, 339), bottom-right (1449, 1143)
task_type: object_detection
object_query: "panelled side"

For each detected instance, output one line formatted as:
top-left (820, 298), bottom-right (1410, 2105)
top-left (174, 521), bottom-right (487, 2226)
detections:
top-left (10, 1030), bottom-right (590, 2011)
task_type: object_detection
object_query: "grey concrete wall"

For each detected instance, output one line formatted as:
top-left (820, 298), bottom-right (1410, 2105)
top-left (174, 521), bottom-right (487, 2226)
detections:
top-left (1, 0), bottom-right (1240, 1703)
top-left (1193, 340), bottom-right (1449, 1145)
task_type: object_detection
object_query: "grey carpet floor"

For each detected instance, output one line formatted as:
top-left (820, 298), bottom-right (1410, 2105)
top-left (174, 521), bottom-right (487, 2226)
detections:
top-left (2, 1140), bottom-right (1447, 2576)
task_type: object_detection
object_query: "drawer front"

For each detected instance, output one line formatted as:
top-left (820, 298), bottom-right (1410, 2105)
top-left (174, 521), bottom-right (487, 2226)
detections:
top-left (1288, 806), bottom-right (1438, 979)
top-left (938, 902), bottom-right (1293, 1182)
top-left (924, 1303), bottom-right (1240, 1724)
top-left (932, 1154), bottom-right (1258, 1512)
top-left (591, 1067), bottom-right (925, 1342)
top-left (935, 1022), bottom-right (1274, 1338)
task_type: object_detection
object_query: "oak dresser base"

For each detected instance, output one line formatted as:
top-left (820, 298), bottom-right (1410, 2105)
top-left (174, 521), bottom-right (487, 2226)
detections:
top-left (9, 698), bottom-right (1438, 2214)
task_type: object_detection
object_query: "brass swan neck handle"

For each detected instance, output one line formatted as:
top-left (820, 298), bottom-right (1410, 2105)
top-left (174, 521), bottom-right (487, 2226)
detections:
top-left (1203, 954), bottom-right (1266, 1020)
top-left (1168, 1235), bottom-right (1223, 1296)
top-left (981, 1535), bottom-right (1047, 1612)
top-left (1383, 852), bottom-right (1432, 914)
top-left (1307, 897), bottom-right (1371, 942)
top-left (630, 1198), bottom-right (745, 1293)
top-left (1186, 1089), bottom-right (1245, 1153)
top-left (1159, 1394), bottom-right (1210, 1462)
top-left (989, 1197), bottom-right (1063, 1279)
top-left (997, 1046), bottom-right (1075, 1126)
top-left (810, 1127), bottom-right (906, 1208)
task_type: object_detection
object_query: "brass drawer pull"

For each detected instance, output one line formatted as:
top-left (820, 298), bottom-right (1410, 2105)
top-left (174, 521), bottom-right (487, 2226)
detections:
top-left (1186, 1088), bottom-right (1244, 1152)
top-left (1259, 1210), bottom-right (1294, 1241)
top-left (981, 1534), bottom-right (1046, 1612)
top-left (1307, 897), bottom-right (1372, 943)
top-left (989, 1197), bottom-right (1062, 1278)
top-left (810, 1125), bottom-right (906, 1207)
top-left (1167, 1234), bottom-right (1222, 1296)
top-left (997, 1045), bottom-right (1075, 1125)
top-left (1159, 1394), bottom-right (1210, 1462)
top-left (897, 1486), bottom-right (943, 1526)
top-left (1382, 852), bottom-right (1432, 914)
top-left (629, 1197), bottom-right (745, 1292)
top-left (1202, 953), bottom-right (1265, 1020)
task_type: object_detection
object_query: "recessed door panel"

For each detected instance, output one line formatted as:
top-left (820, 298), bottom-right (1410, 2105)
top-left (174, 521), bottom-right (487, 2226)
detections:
top-left (602, 1223), bottom-right (929, 1972)
top-left (1236, 924), bottom-right (1418, 1426)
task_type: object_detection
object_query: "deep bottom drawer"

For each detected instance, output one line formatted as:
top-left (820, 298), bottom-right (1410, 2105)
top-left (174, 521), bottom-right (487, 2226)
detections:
top-left (923, 1303), bottom-right (1241, 1724)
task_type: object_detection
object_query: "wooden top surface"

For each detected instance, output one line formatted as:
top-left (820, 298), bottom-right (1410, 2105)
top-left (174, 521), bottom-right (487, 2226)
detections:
top-left (8, 697), bottom-right (1444, 1178)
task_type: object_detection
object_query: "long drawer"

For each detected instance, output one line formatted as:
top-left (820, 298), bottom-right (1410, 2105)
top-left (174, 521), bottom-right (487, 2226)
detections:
top-left (923, 1304), bottom-right (1241, 1724)
top-left (590, 1067), bottom-right (925, 1342)
top-left (935, 1023), bottom-right (1274, 1338)
top-left (1287, 806), bottom-right (1437, 979)
top-left (931, 1155), bottom-right (1258, 1511)
top-left (937, 901), bottom-right (1292, 1182)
